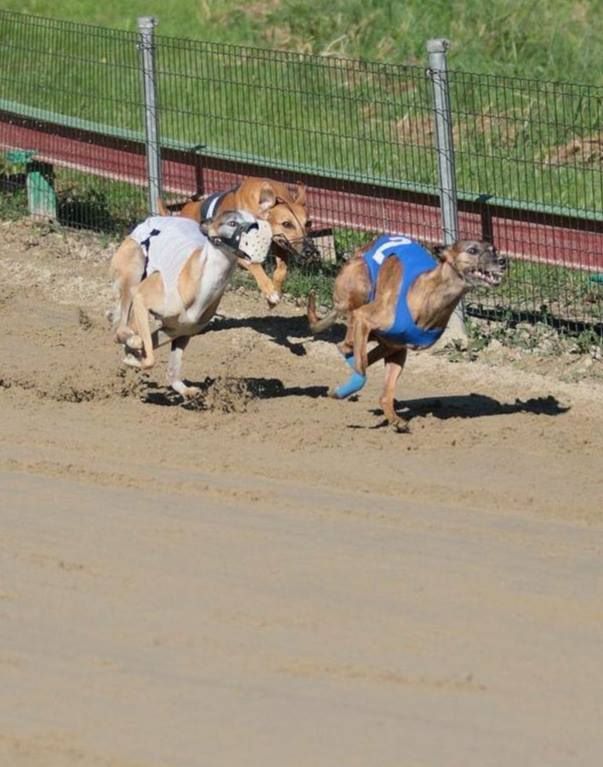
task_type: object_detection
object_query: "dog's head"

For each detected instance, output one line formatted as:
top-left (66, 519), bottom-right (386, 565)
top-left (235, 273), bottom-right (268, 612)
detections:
top-left (435, 240), bottom-right (507, 288)
top-left (202, 209), bottom-right (272, 264)
top-left (252, 181), bottom-right (318, 260)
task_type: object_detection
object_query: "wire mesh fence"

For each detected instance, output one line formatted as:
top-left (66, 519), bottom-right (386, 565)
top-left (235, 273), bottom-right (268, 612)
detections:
top-left (449, 70), bottom-right (603, 330)
top-left (0, 10), bottom-right (602, 336)
top-left (0, 11), bottom-right (147, 229)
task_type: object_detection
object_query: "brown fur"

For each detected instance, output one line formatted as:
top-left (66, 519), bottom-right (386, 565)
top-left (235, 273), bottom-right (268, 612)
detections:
top-left (308, 238), bottom-right (506, 431)
top-left (120, 210), bottom-right (265, 398)
top-left (109, 177), bottom-right (310, 345)
top-left (161, 177), bottom-right (309, 305)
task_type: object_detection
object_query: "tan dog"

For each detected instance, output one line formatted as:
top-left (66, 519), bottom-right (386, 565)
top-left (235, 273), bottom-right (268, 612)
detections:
top-left (166, 178), bottom-right (313, 307)
top-left (308, 235), bottom-right (507, 431)
top-left (110, 177), bottom-right (312, 345)
top-left (108, 178), bottom-right (313, 343)
top-left (118, 209), bottom-right (271, 398)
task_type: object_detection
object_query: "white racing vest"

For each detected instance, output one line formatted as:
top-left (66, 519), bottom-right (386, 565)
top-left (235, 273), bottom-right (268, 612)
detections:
top-left (130, 215), bottom-right (207, 291)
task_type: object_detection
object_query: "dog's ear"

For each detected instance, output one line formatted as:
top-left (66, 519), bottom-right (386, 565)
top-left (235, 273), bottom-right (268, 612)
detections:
top-left (258, 185), bottom-right (277, 212)
top-left (432, 244), bottom-right (447, 261)
top-left (291, 182), bottom-right (306, 206)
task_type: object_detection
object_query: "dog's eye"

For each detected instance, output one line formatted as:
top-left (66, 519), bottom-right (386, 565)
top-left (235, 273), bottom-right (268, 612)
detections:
top-left (282, 221), bottom-right (294, 229)
top-left (228, 220), bottom-right (238, 228)
top-left (467, 246), bottom-right (479, 255)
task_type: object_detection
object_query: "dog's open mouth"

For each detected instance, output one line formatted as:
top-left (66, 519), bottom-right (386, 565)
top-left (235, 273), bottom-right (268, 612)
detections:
top-left (466, 267), bottom-right (505, 287)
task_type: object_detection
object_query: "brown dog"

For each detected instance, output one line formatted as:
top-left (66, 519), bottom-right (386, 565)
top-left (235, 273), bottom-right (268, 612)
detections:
top-left (308, 234), bottom-right (507, 431)
top-left (110, 177), bottom-right (312, 345)
top-left (160, 177), bottom-right (312, 305)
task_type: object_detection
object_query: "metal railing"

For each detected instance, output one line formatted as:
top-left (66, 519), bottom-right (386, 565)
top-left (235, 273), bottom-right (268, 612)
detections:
top-left (0, 10), bottom-right (601, 335)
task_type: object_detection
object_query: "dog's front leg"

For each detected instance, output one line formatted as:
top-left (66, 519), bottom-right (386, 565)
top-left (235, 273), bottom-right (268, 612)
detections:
top-left (272, 253), bottom-right (288, 297)
top-left (167, 336), bottom-right (201, 398)
top-left (380, 348), bottom-right (409, 432)
top-left (238, 258), bottom-right (280, 307)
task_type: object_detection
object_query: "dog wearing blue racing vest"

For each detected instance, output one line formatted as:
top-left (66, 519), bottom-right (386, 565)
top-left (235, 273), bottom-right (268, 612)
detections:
top-left (308, 234), bottom-right (507, 431)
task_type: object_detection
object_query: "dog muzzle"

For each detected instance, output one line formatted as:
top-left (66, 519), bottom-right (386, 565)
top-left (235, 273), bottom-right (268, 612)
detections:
top-left (211, 219), bottom-right (271, 264)
top-left (237, 219), bottom-right (272, 263)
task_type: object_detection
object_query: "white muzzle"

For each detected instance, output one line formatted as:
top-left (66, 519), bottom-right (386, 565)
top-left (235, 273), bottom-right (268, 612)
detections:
top-left (237, 219), bottom-right (272, 264)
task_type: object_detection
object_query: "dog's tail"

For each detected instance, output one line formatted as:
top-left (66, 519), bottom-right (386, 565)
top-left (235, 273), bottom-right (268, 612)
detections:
top-left (155, 194), bottom-right (204, 218)
top-left (156, 198), bottom-right (170, 216)
top-left (307, 292), bottom-right (339, 334)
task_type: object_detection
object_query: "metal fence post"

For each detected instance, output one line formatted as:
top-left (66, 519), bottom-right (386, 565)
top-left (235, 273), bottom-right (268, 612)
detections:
top-left (138, 16), bottom-right (162, 215)
top-left (427, 37), bottom-right (467, 344)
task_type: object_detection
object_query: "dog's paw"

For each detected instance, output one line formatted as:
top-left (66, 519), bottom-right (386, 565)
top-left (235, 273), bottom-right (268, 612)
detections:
top-left (122, 353), bottom-right (142, 369)
top-left (171, 381), bottom-right (202, 399)
top-left (125, 334), bottom-right (143, 352)
top-left (266, 292), bottom-right (281, 308)
top-left (114, 327), bottom-right (134, 345)
top-left (390, 418), bottom-right (410, 434)
top-left (182, 386), bottom-right (202, 399)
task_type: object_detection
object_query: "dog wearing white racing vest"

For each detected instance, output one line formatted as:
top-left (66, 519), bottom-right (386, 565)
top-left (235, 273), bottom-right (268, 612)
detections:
top-left (114, 209), bottom-right (271, 398)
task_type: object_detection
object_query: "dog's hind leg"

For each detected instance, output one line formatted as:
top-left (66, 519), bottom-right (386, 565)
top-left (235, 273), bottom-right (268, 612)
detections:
top-left (351, 257), bottom-right (401, 374)
top-left (380, 347), bottom-right (409, 432)
top-left (110, 238), bottom-right (146, 344)
top-left (128, 273), bottom-right (165, 370)
top-left (307, 292), bottom-right (339, 335)
top-left (330, 339), bottom-right (389, 399)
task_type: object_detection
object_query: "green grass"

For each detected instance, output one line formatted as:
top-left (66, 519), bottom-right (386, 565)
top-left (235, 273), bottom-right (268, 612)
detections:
top-left (2, 0), bottom-right (602, 85)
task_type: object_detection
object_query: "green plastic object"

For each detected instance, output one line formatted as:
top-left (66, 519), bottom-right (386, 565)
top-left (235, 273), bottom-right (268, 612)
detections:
top-left (5, 149), bottom-right (57, 219)
top-left (26, 161), bottom-right (57, 219)
top-left (6, 148), bottom-right (36, 165)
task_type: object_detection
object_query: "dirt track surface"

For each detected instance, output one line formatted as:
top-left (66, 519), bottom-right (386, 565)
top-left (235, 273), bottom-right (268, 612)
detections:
top-left (1, 220), bottom-right (602, 766)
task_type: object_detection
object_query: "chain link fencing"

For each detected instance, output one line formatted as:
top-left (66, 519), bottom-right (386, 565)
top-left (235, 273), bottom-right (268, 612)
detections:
top-left (0, 10), bottom-right (601, 336)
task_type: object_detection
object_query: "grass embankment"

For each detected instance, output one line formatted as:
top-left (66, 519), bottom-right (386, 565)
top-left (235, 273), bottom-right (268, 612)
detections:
top-left (2, 0), bottom-right (602, 84)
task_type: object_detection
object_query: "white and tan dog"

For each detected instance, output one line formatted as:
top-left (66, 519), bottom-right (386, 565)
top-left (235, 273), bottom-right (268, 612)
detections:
top-left (113, 208), bottom-right (271, 398)
top-left (110, 177), bottom-right (313, 347)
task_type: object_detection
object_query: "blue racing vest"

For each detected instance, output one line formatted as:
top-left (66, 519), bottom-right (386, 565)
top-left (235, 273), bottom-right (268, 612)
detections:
top-left (363, 234), bottom-right (444, 348)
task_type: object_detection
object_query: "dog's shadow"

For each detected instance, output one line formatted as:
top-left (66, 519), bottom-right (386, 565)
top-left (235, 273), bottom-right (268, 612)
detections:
top-left (205, 313), bottom-right (342, 356)
top-left (141, 375), bottom-right (328, 408)
top-left (357, 392), bottom-right (570, 430)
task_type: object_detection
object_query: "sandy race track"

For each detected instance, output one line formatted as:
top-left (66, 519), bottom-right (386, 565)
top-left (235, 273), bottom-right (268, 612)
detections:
top-left (1, 219), bottom-right (602, 766)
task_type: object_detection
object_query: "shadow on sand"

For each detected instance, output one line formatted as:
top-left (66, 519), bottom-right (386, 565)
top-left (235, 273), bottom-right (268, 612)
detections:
top-left (349, 393), bottom-right (570, 430)
top-left (141, 375), bottom-right (328, 409)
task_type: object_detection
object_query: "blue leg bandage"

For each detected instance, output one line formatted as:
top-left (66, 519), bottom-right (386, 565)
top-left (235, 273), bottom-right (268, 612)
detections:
top-left (333, 354), bottom-right (367, 399)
